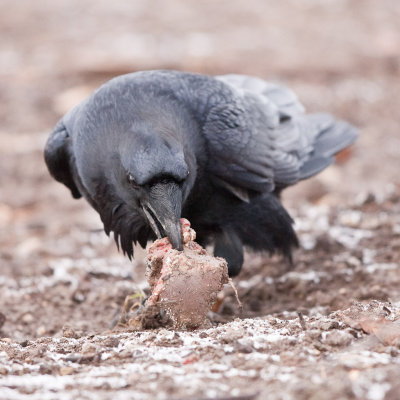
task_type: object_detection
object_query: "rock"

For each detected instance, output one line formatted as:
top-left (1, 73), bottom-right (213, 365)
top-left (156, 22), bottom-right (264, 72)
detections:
top-left (21, 313), bottom-right (34, 324)
top-left (62, 326), bottom-right (79, 339)
top-left (59, 366), bottom-right (75, 376)
top-left (36, 326), bottom-right (47, 336)
top-left (81, 343), bottom-right (98, 354)
top-left (220, 327), bottom-right (245, 343)
top-left (323, 331), bottom-right (353, 347)
top-left (103, 336), bottom-right (120, 348)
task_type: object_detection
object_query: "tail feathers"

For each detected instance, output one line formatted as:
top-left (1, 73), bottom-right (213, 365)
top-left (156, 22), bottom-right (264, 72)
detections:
top-left (298, 156), bottom-right (334, 181)
top-left (298, 113), bottom-right (358, 180)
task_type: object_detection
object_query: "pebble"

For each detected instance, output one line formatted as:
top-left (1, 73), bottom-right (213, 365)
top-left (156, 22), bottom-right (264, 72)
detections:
top-left (220, 327), bottom-right (245, 343)
top-left (59, 366), bottom-right (75, 376)
top-left (11, 364), bottom-right (24, 374)
top-left (81, 343), bottom-right (98, 354)
top-left (103, 336), bottom-right (120, 348)
top-left (39, 364), bottom-right (54, 375)
top-left (346, 256), bottom-right (362, 268)
top-left (323, 331), bottom-right (353, 347)
top-left (72, 290), bottom-right (86, 303)
top-left (0, 367), bottom-right (8, 375)
top-left (21, 313), bottom-right (34, 324)
top-left (36, 326), bottom-right (47, 336)
top-left (62, 326), bottom-right (79, 339)
top-left (320, 320), bottom-right (340, 331)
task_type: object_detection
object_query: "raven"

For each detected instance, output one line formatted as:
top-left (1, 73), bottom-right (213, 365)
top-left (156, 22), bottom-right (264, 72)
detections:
top-left (45, 70), bottom-right (357, 276)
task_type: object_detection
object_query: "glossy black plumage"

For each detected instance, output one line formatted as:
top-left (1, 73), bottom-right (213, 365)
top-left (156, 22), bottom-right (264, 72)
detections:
top-left (45, 70), bottom-right (358, 276)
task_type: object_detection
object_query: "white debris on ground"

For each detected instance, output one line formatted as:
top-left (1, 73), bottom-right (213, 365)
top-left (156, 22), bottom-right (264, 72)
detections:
top-left (1, 189), bottom-right (400, 399)
top-left (2, 189), bottom-right (400, 399)
top-left (1, 300), bottom-right (400, 400)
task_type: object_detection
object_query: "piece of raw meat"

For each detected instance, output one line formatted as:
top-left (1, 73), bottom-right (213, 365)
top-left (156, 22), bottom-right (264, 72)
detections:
top-left (145, 219), bottom-right (229, 329)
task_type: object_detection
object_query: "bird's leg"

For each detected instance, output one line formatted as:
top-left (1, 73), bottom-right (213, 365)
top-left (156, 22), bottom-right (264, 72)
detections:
top-left (213, 229), bottom-right (244, 277)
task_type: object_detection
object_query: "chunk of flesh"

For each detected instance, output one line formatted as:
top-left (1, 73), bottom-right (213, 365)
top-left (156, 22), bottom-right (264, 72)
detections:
top-left (145, 219), bottom-right (229, 329)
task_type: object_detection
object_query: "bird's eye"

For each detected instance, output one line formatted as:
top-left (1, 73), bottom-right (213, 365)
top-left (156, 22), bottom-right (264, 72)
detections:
top-left (127, 173), bottom-right (140, 189)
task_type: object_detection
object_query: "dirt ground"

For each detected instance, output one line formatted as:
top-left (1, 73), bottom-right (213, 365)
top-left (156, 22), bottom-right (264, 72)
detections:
top-left (1, 1), bottom-right (400, 399)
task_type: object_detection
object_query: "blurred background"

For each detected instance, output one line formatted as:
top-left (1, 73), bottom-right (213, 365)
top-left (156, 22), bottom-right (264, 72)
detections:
top-left (0, 0), bottom-right (400, 338)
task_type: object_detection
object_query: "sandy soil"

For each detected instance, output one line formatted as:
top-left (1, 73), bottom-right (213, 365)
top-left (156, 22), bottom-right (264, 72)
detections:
top-left (1, 1), bottom-right (400, 399)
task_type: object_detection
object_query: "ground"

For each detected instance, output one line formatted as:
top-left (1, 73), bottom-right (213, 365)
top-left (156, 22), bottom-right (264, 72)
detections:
top-left (1, 1), bottom-right (400, 399)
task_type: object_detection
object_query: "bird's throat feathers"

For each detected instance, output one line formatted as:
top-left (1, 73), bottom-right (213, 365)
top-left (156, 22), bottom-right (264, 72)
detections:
top-left (94, 181), bottom-right (153, 259)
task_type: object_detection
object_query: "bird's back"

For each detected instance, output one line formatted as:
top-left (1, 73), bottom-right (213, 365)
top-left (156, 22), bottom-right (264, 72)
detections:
top-left (100, 70), bottom-right (358, 194)
top-left (213, 73), bottom-right (358, 190)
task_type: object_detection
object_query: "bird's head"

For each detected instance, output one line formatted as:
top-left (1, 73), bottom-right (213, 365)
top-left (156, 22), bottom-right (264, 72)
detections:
top-left (107, 121), bottom-right (196, 251)
top-left (121, 171), bottom-right (187, 251)
top-left (73, 86), bottom-right (200, 254)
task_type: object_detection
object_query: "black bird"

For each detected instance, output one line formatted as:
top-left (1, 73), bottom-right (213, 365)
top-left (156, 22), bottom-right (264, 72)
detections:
top-left (45, 70), bottom-right (357, 276)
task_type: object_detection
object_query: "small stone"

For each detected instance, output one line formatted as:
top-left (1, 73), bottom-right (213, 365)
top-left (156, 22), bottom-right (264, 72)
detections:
top-left (309, 348), bottom-right (321, 356)
top-left (59, 367), bottom-right (75, 376)
top-left (81, 343), bottom-right (97, 354)
top-left (65, 353), bottom-right (81, 363)
top-left (346, 256), bottom-right (361, 268)
top-left (66, 351), bottom-right (99, 364)
top-left (320, 320), bottom-right (340, 331)
top-left (11, 364), bottom-right (24, 374)
top-left (72, 290), bottom-right (86, 304)
top-left (220, 327), bottom-right (245, 343)
top-left (36, 326), bottom-right (47, 336)
top-left (280, 351), bottom-right (295, 360)
top-left (235, 342), bottom-right (254, 354)
top-left (323, 330), bottom-right (353, 347)
top-left (338, 210), bottom-right (362, 228)
top-left (62, 326), bottom-right (79, 339)
top-left (307, 329), bottom-right (322, 340)
top-left (360, 215), bottom-right (383, 230)
top-left (348, 369), bottom-right (360, 380)
top-left (354, 191), bottom-right (375, 206)
top-left (80, 352), bottom-right (98, 364)
top-left (21, 313), bottom-right (34, 324)
top-left (103, 337), bottom-right (120, 348)
top-left (39, 364), bottom-right (53, 374)
top-left (34, 346), bottom-right (46, 357)
top-left (390, 348), bottom-right (399, 357)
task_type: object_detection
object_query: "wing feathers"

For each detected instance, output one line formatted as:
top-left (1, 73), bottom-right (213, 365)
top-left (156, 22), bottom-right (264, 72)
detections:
top-left (44, 120), bottom-right (82, 199)
top-left (208, 75), bottom-right (358, 194)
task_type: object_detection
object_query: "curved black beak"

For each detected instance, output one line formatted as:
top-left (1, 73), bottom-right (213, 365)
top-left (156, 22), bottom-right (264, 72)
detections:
top-left (142, 181), bottom-right (183, 250)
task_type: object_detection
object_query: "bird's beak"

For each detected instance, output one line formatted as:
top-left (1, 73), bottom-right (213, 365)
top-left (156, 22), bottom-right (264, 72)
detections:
top-left (142, 181), bottom-right (183, 250)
